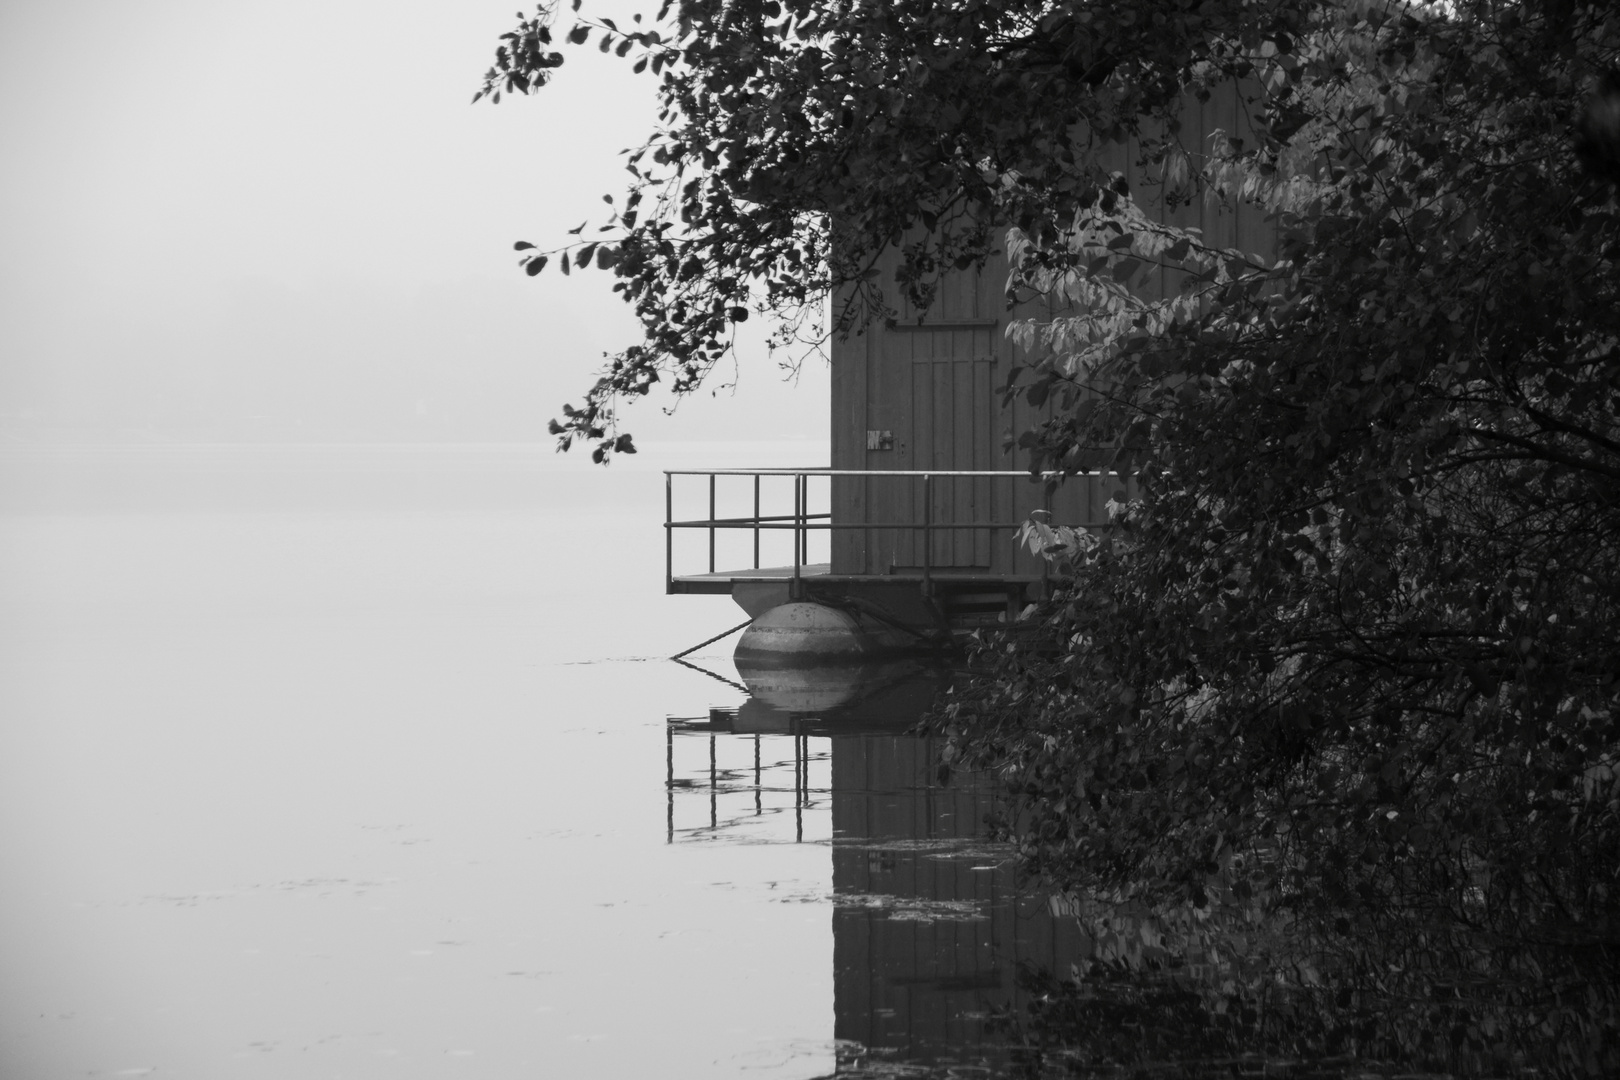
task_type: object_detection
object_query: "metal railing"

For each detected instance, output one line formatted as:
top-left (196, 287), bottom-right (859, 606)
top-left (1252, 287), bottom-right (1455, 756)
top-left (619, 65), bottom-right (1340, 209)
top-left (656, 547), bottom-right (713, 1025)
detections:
top-left (664, 468), bottom-right (1107, 592)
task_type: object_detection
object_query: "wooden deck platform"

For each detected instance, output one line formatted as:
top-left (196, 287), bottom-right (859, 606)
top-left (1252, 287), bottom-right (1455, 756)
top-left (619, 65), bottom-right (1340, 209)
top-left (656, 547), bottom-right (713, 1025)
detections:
top-left (670, 563), bottom-right (1041, 593)
top-left (670, 563), bottom-right (1044, 635)
top-left (669, 563), bottom-right (833, 595)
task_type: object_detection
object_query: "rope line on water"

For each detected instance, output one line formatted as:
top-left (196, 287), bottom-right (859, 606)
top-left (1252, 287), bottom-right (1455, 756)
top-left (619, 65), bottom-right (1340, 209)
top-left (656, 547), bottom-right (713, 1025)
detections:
top-left (669, 656), bottom-right (749, 694)
top-left (670, 618), bottom-right (753, 661)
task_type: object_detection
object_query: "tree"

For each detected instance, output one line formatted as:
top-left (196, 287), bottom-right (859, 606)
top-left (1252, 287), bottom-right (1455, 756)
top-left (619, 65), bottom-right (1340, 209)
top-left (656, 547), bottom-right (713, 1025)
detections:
top-left (478, 0), bottom-right (1313, 460)
top-left (487, 0), bottom-right (1620, 991)
top-left (935, 0), bottom-right (1620, 999)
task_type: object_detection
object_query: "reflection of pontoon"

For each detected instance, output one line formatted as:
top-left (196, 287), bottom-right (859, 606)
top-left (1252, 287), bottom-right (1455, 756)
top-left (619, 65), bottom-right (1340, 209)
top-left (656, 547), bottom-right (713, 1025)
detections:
top-left (732, 656), bottom-right (948, 725)
top-left (666, 676), bottom-right (1085, 1070)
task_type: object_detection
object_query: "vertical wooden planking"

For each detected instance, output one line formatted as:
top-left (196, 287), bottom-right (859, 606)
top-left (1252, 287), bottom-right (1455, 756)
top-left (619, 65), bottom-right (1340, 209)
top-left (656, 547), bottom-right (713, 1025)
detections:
top-left (901, 346), bottom-right (923, 568)
top-left (826, 90), bottom-right (1271, 584)
top-left (889, 324), bottom-right (916, 572)
top-left (866, 323), bottom-right (884, 575)
top-left (930, 357), bottom-right (953, 566)
top-left (1203, 78), bottom-right (1238, 257)
top-left (1161, 94), bottom-right (1199, 307)
top-left (831, 285), bottom-right (868, 573)
top-left (1233, 78), bottom-right (1261, 267)
top-left (984, 256), bottom-right (1008, 576)
top-left (1047, 473), bottom-right (1074, 537)
top-left (974, 355), bottom-right (992, 567)
top-left (936, 331), bottom-right (957, 567)
top-left (957, 251), bottom-right (978, 320)
top-left (1132, 111), bottom-right (1164, 305)
top-left (1185, 89), bottom-right (1208, 299)
top-left (894, 255), bottom-right (918, 323)
top-left (1001, 247), bottom-right (1043, 577)
top-left (980, 265), bottom-right (1007, 571)
top-left (946, 257), bottom-right (971, 318)
top-left (952, 356), bottom-right (975, 564)
top-left (870, 287), bottom-right (902, 572)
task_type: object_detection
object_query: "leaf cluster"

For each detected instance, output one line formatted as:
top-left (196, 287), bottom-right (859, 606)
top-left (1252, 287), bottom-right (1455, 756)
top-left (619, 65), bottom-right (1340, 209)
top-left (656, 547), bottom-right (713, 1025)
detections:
top-left (481, 0), bottom-right (1315, 458)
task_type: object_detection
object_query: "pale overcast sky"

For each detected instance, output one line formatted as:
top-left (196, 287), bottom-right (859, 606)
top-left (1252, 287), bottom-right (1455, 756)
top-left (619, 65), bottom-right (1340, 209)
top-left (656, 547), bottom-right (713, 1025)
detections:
top-left (0, 0), bottom-right (828, 444)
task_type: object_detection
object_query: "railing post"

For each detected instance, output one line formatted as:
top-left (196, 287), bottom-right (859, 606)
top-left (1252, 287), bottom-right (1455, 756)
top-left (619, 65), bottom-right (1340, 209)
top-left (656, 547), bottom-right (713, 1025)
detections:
top-left (665, 471), bottom-right (674, 594)
top-left (791, 471), bottom-right (803, 601)
top-left (753, 473), bottom-right (761, 570)
top-left (708, 473), bottom-right (717, 574)
top-left (811, 472), bottom-right (822, 569)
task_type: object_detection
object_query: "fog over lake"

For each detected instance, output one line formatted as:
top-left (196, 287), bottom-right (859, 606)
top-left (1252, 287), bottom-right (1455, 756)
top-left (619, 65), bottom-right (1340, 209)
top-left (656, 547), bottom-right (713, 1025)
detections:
top-left (1, 442), bottom-right (1086, 1079)
top-left (0, 443), bottom-right (847, 1077)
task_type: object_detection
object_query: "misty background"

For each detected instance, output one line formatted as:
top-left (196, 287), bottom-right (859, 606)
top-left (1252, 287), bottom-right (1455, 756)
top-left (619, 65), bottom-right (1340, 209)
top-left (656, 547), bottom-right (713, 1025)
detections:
top-left (0, 6), bottom-right (843, 1075)
top-left (0, 0), bottom-right (829, 448)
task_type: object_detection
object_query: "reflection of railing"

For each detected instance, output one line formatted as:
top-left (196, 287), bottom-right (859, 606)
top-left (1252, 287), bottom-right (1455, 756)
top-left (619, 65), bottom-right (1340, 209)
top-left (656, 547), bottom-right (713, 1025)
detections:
top-left (666, 468), bottom-right (1117, 590)
top-left (666, 714), bottom-right (828, 844)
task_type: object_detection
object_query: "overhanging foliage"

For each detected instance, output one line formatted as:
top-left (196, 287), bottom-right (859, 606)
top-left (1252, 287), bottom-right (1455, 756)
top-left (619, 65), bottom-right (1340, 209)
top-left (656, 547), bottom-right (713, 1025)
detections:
top-left (480, 0), bottom-right (1316, 459)
top-left (485, 0), bottom-right (1620, 1023)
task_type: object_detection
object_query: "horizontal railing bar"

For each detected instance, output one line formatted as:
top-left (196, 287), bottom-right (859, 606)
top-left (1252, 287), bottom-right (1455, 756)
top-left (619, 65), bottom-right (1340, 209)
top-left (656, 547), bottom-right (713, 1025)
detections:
top-left (663, 469), bottom-right (1120, 478)
top-left (667, 520), bottom-right (1039, 531)
top-left (685, 512), bottom-right (831, 525)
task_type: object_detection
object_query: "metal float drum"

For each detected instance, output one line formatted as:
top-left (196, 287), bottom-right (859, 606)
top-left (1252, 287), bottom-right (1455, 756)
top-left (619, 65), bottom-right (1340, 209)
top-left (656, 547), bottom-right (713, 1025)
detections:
top-left (733, 602), bottom-right (875, 665)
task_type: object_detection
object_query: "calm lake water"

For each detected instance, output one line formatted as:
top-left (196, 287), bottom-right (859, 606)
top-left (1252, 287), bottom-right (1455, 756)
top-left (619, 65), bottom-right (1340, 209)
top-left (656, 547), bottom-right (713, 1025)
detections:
top-left (0, 443), bottom-right (1066, 1079)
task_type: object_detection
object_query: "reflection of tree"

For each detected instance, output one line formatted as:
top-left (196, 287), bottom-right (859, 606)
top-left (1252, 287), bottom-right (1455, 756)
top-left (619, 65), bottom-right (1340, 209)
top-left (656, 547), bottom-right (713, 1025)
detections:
top-left (670, 704), bottom-right (1620, 1074)
top-left (997, 903), bottom-right (1620, 1078)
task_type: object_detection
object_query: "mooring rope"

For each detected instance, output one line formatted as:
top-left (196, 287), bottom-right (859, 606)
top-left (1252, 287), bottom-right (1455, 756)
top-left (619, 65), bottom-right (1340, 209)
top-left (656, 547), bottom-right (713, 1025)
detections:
top-left (670, 618), bottom-right (753, 661)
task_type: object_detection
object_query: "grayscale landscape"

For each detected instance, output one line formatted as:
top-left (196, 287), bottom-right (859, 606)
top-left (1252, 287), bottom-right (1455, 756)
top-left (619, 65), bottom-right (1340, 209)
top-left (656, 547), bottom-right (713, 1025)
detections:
top-left (8, 0), bottom-right (1620, 1076)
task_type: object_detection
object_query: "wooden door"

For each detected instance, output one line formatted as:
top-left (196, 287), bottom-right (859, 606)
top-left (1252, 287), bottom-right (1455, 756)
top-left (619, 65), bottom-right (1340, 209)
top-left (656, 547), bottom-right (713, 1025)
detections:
top-left (832, 252), bottom-right (1008, 575)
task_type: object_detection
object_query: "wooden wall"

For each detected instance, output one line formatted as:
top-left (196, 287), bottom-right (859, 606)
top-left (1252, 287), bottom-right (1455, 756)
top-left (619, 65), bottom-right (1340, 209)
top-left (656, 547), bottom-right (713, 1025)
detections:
top-left (829, 80), bottom-right (1271, 576)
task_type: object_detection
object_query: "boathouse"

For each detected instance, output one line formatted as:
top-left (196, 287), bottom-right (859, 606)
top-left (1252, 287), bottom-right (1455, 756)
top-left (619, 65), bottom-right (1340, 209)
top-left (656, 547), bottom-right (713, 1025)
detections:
top-left (664, 84), bottom-right (1274, 647)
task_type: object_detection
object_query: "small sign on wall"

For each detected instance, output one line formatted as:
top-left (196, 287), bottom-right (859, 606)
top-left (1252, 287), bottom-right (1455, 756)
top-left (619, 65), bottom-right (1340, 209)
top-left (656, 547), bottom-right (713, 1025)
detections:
top-left (866, 430), bottom-right (895, 451)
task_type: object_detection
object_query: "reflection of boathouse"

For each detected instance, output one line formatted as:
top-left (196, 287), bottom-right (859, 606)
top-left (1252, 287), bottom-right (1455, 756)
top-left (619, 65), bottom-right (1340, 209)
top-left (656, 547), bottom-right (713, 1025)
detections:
top-left (666, 685), bottom-right (1085, 1069)
top-left (828, 733), bottom-right (1084, 1068)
